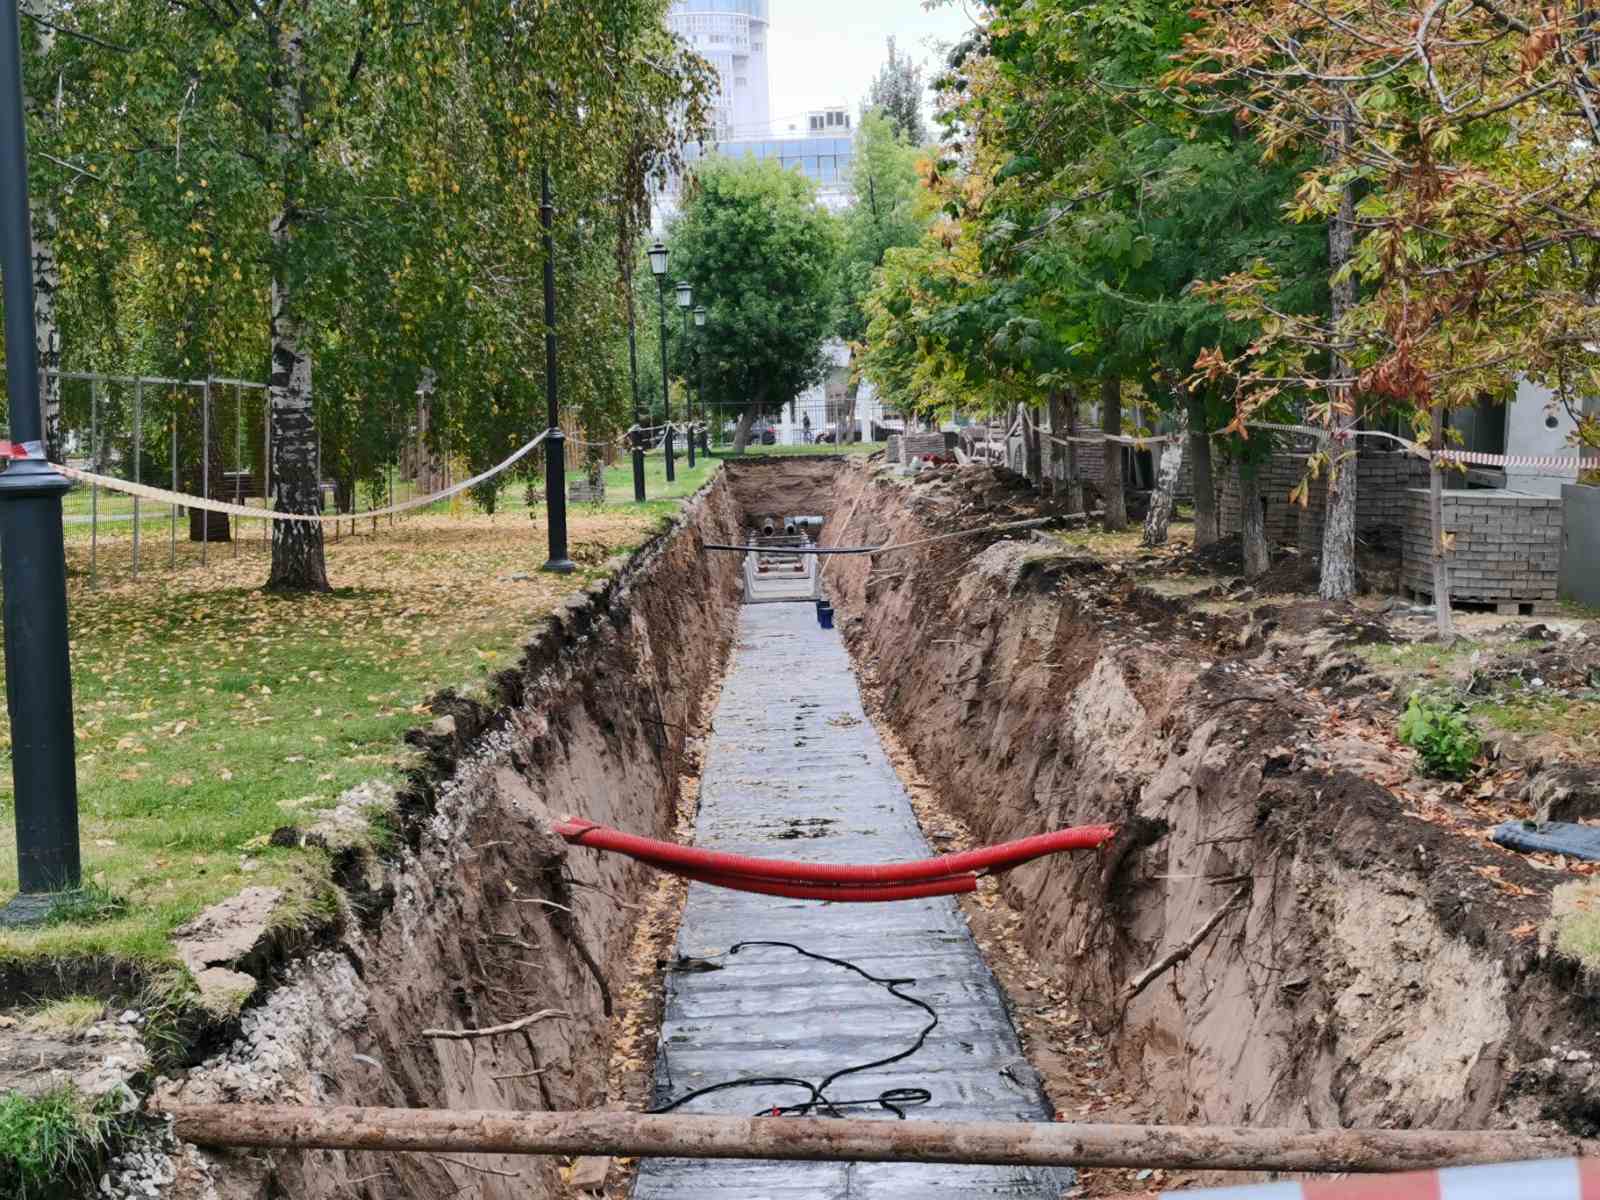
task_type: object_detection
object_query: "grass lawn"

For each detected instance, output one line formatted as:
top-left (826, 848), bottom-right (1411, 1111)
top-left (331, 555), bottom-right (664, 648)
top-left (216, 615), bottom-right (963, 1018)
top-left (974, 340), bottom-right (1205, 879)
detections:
top-left (3, 441), bottom-right (884, 977)
top-left (1469, 693), bottom-right (1600, 756)
top-left (0, 500), bottom-right (681, 978)
top-left (601, 448), bottom-right (720, 504)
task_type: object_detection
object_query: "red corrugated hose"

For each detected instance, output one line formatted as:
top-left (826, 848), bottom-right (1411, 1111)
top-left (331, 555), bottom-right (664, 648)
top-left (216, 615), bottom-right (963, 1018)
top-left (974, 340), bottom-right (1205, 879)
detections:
top-left (554, 817), bottom-right (1115, 902)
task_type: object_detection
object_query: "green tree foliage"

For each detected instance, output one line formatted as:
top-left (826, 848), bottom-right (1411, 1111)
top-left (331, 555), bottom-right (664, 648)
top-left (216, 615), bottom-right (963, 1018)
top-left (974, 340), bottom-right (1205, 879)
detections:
top-left (837, 110), bottom-right (927, 348)
top-left (666, 158), bottom-right (841, 452)
top-left (863, 0), bottom-right (1324, 421)
top-left (867, 36), bottom-right (927, 147)
top-left (1177, 0), bottom-right (1600, 454)
top-left (12, 0), bottom-right (711, 588)
top-left (860, 0), bottom-right (1330, 560)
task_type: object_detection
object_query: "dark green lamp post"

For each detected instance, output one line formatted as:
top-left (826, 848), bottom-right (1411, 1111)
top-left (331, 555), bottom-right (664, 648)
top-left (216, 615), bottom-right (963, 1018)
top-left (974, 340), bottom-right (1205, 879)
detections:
top-left (693, 305), bottom-right (707, 456)
top-left (648, 240), bottom-right (674, 483)
top-left (676, 281), bottom-right (694, 470)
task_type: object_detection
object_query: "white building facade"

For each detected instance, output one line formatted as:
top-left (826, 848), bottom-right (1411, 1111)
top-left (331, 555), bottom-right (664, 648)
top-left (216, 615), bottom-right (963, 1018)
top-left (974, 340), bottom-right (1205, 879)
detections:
top-left (667, 0), bottom-right (771, 140)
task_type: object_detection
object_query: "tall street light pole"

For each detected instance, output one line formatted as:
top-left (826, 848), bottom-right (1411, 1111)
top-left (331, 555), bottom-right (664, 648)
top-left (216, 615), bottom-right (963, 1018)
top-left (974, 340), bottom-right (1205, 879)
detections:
top-left (648, 241), bottom-right (674, 484)
top-left (0, 0), bottom-right (80, 924)
top-left (540, 164), bottom-right (574, 574)
top-left (626, 268), bottom-right (646, 503)
top-left (693, 305), bottom-right (707, 457)
top-left (676, 281), bottom-right (695, 470)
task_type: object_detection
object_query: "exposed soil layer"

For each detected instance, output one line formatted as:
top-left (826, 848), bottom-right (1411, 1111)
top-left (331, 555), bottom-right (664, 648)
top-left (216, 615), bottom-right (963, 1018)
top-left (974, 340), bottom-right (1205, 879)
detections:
top-left (824, 459), bottom-right (1600, 1182)
top-left (116, 479), bottom-right (746, 1200)
top-left (85, 453), bottom-right (1600, 1198)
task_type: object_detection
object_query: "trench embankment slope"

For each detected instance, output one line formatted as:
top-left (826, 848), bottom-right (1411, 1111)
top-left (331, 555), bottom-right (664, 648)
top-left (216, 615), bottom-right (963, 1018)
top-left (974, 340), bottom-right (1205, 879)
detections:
top-left (823, 457), bottom-right (1600, 1143)
top-left (127, 477), bottom-right (745, 1200)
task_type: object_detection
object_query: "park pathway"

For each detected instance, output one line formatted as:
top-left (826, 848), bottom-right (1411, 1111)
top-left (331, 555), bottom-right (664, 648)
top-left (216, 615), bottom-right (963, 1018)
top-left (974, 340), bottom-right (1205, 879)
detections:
top-left (633, 603), bottom-right (1066, 1199)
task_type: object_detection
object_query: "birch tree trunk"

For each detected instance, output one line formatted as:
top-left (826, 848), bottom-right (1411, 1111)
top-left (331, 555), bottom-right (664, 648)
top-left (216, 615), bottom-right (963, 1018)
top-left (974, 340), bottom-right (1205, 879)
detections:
top-left (23, 0), bottom-right (61, 459)
top-left (1023, 402), bottom-right (1042, 487)
top-left (1142, 415), bottom-right (1186, 547)
top-left (1101, 374), bottom-right (1128, 531)
top-left (1187, 385), bottom-right (1218, 547)
top-left (1428, 405), bottom-right (1453, 635)
top-left (1318, 107), bottom-right (1360, 599)
top-left (1063, 387), bottom-right (1083, 513)
top-left (1045, 389), bottom-right (1068, 503)
top-left (1239, 467), bottom-right (1270, 577)
top-left (732, 409), bottom-right (755, 454)
top-left (32, 215), bottom-right (60, 459)
top-left (265, 17), bottom-right (330, 592)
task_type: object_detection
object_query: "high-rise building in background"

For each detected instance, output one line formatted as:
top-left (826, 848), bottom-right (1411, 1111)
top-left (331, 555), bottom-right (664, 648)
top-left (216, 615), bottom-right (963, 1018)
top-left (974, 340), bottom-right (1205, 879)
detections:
top-left (658, 5), bottom-right (855, 212)
top-left (667, 0), bottom-right (771, 140)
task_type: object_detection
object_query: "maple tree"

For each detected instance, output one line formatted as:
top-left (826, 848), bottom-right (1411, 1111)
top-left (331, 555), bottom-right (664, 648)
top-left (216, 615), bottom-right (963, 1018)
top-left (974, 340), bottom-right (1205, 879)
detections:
top-left (1175, 0), bottom-right (1600, 595)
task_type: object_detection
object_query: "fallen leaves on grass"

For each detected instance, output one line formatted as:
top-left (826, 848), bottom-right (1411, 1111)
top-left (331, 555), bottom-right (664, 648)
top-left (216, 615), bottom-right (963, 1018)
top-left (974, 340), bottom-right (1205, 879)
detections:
top-left (1, 507), bottom-right (664, 966)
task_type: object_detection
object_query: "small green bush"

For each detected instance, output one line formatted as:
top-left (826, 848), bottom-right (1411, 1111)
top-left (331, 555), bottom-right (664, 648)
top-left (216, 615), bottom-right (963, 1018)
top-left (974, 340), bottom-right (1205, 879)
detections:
top-left (1398, 693), bottom-right (1483, 779)
top-left (0, 1088), bottom-right (119, 1200)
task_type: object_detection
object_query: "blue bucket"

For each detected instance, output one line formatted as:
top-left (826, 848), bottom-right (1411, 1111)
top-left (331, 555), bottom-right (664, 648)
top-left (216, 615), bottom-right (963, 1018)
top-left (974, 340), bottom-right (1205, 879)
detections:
top-left (817, 604), bottom-right (835, 630)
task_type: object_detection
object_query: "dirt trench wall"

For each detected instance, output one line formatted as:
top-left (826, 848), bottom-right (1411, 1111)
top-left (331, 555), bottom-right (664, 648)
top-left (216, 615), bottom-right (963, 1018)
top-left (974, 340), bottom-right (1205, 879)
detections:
top-left (719, 455), bottom-right (847, 531)
top-left (146, 479), bottom-right (745, 1200)
top-left (825, 459), bottom-right (1600, 1139)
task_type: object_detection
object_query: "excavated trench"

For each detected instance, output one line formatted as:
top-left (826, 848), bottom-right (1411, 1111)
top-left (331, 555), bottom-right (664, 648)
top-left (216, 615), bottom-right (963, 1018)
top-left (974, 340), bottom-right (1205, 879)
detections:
top-left (130, 455), bottom-right (1600, 1198)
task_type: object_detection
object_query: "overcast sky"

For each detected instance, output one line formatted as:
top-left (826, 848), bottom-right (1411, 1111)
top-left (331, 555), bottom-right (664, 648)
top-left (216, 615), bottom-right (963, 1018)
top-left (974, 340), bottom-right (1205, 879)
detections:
top-left (762, 0), bottom-right (980, 136)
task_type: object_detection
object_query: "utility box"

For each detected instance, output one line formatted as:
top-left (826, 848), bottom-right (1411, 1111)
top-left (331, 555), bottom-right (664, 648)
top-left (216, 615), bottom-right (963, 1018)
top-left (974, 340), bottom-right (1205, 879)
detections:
top-left (1561, 484), bottom-right (1600, 608)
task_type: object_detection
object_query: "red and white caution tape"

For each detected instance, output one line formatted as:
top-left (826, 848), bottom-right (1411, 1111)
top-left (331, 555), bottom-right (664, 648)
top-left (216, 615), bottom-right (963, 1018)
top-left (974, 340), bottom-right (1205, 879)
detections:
top-left (1020, 408), bottom-right (1181, 448)
top-left (1437, 448), bottom-right (1600, 470)
top-left (1008, 409), bottom-right (1596, 473)
top-left (1164, 1156), bottom-right (1600, 1198)
top-left (52, 429), bottom-right (550, 524)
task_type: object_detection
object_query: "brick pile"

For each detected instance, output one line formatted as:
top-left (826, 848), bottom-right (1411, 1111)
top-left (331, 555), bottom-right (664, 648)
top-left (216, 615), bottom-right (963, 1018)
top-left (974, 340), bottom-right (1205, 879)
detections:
top-left (1401, 489), bottom-right (1562, 611)
top-left (900, 432), bottom-right (946, 464)
top-left (1217, 454), bottom-right (1310, 545)
top-left (1295, 450), bottom-right (1429, 551)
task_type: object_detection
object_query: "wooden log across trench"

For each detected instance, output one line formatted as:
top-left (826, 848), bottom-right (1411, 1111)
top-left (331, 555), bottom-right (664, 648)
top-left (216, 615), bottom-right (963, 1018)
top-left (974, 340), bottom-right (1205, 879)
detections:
top-left (157, 1104), bottom-right (1597, 1174)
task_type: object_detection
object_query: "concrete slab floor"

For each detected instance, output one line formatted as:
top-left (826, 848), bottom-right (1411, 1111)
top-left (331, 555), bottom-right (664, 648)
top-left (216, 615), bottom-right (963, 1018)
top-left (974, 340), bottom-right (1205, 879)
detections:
top-left (634, 603), bottom-right (1067, 1199)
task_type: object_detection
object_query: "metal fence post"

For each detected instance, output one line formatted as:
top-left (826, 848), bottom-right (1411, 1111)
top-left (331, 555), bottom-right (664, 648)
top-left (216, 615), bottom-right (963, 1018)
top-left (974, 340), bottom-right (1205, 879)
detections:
top-left (132, 378), bottom-right (141, 576)
top-left (170, 406), bottom-right (177, 568)
top-left (201, 377), bottom-right (209, 566)
top-left (89, 377), bottom-right (99, 587)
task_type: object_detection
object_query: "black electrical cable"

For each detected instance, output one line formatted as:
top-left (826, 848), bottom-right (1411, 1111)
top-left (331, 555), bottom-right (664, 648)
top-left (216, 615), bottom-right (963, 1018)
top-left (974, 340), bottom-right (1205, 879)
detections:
top-left (647, 941), bottom-right (938, 1120)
